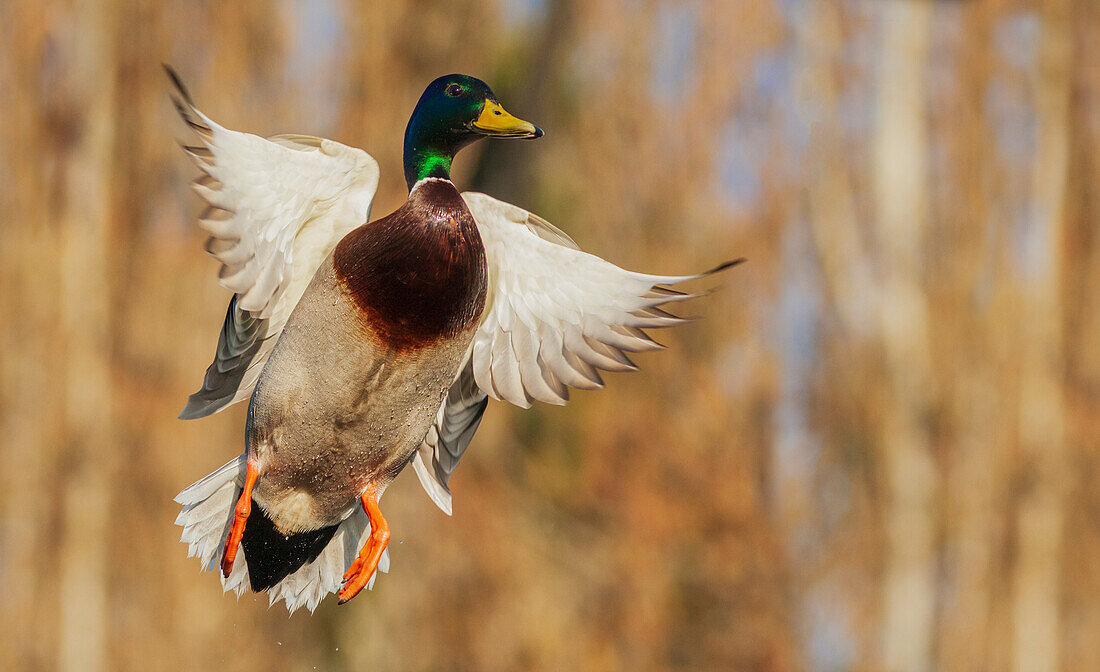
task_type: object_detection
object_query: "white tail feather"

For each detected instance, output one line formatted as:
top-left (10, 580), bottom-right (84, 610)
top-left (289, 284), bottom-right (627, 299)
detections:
top-left (174, 454), bottom-right (389, 613)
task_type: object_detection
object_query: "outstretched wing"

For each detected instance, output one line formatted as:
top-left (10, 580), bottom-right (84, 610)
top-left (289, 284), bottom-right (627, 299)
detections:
top-left (411, 192), bottom-right (740, 513)
top-left (167, 68), bottom-right (380, 419)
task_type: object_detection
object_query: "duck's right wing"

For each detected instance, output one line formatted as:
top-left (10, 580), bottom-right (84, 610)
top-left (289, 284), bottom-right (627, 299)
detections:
top-left (167, 67), bottom-right (380, 419)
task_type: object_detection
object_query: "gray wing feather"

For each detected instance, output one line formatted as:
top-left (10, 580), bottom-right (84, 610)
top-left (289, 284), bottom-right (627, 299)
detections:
top-left (179, 295), bottom-right (276, 419)
top-left (411, 360), bottom-right (489, 515)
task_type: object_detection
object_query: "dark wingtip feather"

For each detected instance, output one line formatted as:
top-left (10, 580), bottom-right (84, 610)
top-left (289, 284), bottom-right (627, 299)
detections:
top-left (648, 286), bottom-right (688, 298)
top-left (164, 65), bottom-right (213, 138)
top-left (705, 257), bottom-right (747, 275)
top-left (162, 63), bottom-right (195, 105)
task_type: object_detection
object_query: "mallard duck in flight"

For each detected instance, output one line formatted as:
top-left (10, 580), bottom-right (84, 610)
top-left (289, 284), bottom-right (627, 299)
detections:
top-left (168, 66), bottom-right (739, 613)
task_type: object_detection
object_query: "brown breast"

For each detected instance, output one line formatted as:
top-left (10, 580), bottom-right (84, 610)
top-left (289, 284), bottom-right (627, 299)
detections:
top-left (332, 179), bottom-right (487, 352)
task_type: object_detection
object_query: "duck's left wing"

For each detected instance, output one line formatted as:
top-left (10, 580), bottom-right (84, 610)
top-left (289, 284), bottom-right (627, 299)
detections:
top-left (411, 192), bottom-right (740, 513)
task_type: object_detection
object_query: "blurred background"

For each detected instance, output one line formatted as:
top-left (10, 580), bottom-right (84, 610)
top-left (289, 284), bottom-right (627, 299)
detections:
top-left (1, 0), bottom-right (1098, 670)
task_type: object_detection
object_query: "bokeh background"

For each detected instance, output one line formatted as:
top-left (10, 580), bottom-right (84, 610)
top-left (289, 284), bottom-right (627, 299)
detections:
top-left (2, 0), bottom-right (1098, 670)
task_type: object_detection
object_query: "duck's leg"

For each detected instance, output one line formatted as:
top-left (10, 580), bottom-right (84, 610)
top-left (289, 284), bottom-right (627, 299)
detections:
top-left (220, 459), bottom-right (259, 577)
top-left (338, 485), bottom-right (391, 604)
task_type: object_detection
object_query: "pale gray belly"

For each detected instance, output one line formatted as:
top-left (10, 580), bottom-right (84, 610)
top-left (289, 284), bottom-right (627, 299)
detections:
top-left (245, 259), bottom-right (473, 533)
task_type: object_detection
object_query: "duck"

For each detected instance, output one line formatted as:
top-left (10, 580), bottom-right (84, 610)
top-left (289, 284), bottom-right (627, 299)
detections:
top-left (168, 66), bottom-right (740, 613)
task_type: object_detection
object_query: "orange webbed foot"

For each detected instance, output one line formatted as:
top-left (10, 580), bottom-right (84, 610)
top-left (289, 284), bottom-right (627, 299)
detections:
top-left (338, 486), bottom-right (390, 604)
top-left (220, 460), bottom-right (259, 577)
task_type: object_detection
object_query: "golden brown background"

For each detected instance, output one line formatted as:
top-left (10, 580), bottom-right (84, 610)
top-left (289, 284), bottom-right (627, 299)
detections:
top-left (2, 0), bottom-right (1098, 670)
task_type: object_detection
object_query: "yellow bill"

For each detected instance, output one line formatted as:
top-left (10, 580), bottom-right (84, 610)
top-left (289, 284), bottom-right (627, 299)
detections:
top-left (471, 99), bottom-right (543, 138)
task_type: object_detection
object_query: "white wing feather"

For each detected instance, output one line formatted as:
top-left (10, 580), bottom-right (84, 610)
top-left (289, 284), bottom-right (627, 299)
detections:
top-left (413, 192), bottom-right (738, 513)
top-left (463, 192), bottom-right (728, 408)
top-left (169, 71), bottom-right (380, 418)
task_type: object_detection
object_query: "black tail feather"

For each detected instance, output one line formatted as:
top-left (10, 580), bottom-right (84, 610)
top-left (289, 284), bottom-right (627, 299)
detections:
top-left (241, 501), bottom-right (339, 592)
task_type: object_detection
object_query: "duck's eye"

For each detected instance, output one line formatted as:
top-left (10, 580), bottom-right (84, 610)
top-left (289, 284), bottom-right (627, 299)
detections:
top-left (445, 83), bottom-right (465, 97)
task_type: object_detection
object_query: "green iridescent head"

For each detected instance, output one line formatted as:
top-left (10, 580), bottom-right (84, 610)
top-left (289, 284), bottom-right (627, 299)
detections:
top-left (403, 74), bottom-right (543, 190)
